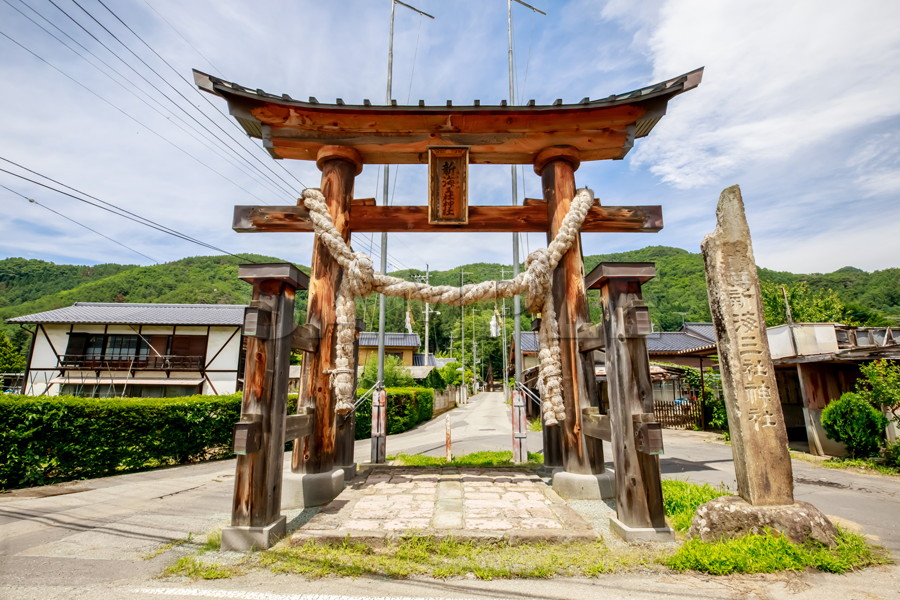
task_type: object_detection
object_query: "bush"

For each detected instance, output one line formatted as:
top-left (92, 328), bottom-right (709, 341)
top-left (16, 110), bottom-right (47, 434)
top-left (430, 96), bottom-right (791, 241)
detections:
top-left (882, 441), bottom-right (900, 469)
top-left (0, 394), bottom-right (242, 490)
top-left (821, 392), bottom-right (888, 458)
top-left (353, 387), bottom-right (434, 440)
top-left (357, 354), bottom-right (414, 389)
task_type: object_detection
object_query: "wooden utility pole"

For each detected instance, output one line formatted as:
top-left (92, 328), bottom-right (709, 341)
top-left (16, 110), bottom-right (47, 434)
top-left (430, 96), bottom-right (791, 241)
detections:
top-left (534, 146), bottom-right (605, 477)
top-left (221, 263), bottom-right (307, 551)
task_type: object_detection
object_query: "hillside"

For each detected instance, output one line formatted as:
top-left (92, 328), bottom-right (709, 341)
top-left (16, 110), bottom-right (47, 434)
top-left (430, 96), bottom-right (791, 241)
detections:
top-left (1, 247), bottom-right (896, 366)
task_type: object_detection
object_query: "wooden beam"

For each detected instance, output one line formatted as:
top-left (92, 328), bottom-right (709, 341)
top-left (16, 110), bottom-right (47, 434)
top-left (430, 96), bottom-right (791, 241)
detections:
top-left (233, 204), bottom-right (663, 234)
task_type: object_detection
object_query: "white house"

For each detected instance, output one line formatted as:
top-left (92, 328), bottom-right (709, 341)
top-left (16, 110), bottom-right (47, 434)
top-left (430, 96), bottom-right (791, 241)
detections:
top-left (7, 302), bottom-right (245, 398)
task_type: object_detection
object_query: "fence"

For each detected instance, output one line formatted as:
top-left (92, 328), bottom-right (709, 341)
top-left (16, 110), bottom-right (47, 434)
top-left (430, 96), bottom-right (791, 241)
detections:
top-left (652, 379), bottom-right (704, 430)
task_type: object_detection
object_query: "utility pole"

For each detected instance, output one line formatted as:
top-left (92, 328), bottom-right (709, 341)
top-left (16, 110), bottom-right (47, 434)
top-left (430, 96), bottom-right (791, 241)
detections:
top-left (377, 0), bottom-right (435, 388)
top-left (499, 266), bottom-right (510, 399)
top-left (413, 265), bottom-right (437, 359)
top-left (472, 306), bottom-right (478, 392)
top-left (459, 269), bottom-right (471, 403)
top-left (507, 0), bottom-right (546, 391)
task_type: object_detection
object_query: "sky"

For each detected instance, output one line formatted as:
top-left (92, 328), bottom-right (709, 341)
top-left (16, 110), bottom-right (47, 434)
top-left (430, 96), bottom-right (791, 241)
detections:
top-left (1, 0), bottom-right (898, 276)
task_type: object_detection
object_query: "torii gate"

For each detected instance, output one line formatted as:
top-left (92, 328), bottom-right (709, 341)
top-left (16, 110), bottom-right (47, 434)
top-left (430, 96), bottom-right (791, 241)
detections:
top-left (195, 68), bottom-right (703, 550)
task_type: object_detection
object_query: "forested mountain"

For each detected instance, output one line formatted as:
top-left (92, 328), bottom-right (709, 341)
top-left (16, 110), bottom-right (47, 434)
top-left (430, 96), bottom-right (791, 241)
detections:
top-left (1, 248), bottom-right (897, 375)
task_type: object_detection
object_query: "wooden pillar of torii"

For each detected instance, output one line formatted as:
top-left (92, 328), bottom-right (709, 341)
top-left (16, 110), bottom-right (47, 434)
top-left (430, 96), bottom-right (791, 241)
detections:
top-left (282, 146), bottom-right (363, 509)
top-left (534, 147), bottom-right (612, 497)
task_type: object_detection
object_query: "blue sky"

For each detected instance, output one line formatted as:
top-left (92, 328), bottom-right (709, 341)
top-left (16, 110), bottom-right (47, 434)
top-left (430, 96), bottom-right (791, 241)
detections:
top-left (1, 0), bottom-right (898, 275)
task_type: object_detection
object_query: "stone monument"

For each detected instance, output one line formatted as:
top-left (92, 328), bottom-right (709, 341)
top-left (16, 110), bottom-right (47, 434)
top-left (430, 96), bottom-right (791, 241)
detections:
top-left (694, 185), bottom-right (837, 545)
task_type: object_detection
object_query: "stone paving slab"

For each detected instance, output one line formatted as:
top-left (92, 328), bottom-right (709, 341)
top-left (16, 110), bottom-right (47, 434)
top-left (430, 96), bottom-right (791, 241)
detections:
top-left (291, 466), bottom-right (598, 544)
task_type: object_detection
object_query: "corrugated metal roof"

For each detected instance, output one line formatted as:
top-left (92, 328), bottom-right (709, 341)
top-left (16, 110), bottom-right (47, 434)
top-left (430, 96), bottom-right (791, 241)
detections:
top-left (515, 331), bottom-right (540, 353)
top-left (413, 353), bottom-right (438, 367)
top-left (6, 302), bottom-right (245, 326)
top-left (358, 332), bottom-right (421, 348)
top-left (682, 323), bottom-right (716, 342)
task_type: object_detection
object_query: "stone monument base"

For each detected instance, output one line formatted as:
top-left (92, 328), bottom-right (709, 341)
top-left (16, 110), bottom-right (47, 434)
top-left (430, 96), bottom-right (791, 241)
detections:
top-left (609, 517), bottom-right (675, 543)
top-left (221, 516), bottom-right (286, 551)
top-left (282, 468), bottom-right (345, 509)
top-left (551, 470), bottom-right (616, 500)
top-left (689, 495), bottom-right (838, 545)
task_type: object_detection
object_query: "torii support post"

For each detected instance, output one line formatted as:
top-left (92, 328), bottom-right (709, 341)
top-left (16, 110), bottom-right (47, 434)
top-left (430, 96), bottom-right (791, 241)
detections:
top-left (335, 318), bottom-right (364, 480)
top-left (592, 262), bottom-right (673, 542)
top-left (534, 146), bottom-right (613, 499)
top-left (285, 145), bottom-right (363, 508)
top-left (221, 263), bottom-right (305, 552)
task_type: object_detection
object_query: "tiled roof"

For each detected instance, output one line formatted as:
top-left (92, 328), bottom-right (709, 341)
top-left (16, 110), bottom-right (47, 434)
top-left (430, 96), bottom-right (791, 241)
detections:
top-left (647, 331), bottom-right (716, 354)
top-left (6, 302), bottom-right (245, 326)
top-left (358, 332), bottom-right (421, 348)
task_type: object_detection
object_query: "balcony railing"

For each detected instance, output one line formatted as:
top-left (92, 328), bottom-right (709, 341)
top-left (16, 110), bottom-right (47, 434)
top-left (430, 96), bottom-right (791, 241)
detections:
top-left (59, 354), bottom-right (205, 371)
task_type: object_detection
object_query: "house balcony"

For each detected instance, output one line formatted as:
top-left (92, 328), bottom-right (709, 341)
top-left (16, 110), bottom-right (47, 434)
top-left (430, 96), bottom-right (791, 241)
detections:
top-left (58, 354), bottom-right (205, 371)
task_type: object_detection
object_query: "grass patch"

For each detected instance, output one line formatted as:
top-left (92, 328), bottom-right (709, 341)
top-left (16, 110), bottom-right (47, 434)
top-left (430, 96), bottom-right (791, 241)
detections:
top-left (388, 450), bottom-right (543, 468)
top-left (528, 418), bottom-right (543, 432)
top-left (163, 555), bottom-right (240, 579)
top-left (258, 537), bottom-right (663, 579)
top-left (666, 529), bottom-right (890, 575)
top-left (660, 479), bottom-right (728, 532)
top-left (822, 457), bottom-right (900, 476)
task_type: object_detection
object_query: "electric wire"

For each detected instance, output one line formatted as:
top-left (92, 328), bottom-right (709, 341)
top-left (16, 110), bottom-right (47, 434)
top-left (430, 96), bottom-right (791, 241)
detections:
top-left (0, 29), bottom-right (270, 205)
top-left (0, 162), bottom-right (255, 262)
top-left (45, 0), bottom-right (296, 199)
top-left (1, 183), bottom-right (159, 263)
top-left (5, 0), bottom-right (290, 201)
top-left (140, 0), bottom-right (224, 76)
top-left (92, 0), bottom-right (309, 192)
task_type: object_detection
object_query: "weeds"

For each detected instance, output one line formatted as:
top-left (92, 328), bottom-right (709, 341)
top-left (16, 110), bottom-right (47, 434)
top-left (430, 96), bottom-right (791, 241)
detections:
top-left (259, 537), bottom-right (663, 579)
top-left (163, 556), bottom-right (240, 579)
top-left (660, 479), bottom-right (728, 532)
top-left (666, 529), bottom-right (890, 575)
top-left (141, 533), bottom-right (193, 560)
top-left (822, 457), bottom-right (900, 476)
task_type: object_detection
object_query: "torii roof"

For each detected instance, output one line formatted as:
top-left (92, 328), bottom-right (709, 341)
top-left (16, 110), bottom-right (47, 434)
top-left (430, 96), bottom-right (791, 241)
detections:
top-left (194, 68), bottom-right (703, 165)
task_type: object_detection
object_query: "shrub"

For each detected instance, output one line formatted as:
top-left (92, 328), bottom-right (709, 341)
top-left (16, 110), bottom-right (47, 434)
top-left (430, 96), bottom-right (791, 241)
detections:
top-left (0, 394), bottom-right (242, 490)
top-left (353, 387), bottom-right (434, 440)
top-left (357, 354), bottom-right (414, 389)
top-left (882, 441), bottom-right (900, 469)
top-left (856, 359), bottom-right (900, 426)
top-left (821, 392), bottom-right (888, 458)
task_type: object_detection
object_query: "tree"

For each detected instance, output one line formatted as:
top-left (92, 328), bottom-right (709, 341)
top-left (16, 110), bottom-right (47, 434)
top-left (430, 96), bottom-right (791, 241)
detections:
top-left (0, 332), bottom-right (25, 373)
top-left (760, 281), bottom-right (846, 326)
top-left (856, 360), bottom-right (900, 426)
top-left (357, 354), bottom-right (414, 390)
top-left (821, 392), bottom-right (888, 458)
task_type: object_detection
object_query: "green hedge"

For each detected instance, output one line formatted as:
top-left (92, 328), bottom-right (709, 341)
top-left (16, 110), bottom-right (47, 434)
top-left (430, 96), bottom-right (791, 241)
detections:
top-left (353, 387), bottom-right (434, 440)
top-left (0, 394), bottom-right (242, 490)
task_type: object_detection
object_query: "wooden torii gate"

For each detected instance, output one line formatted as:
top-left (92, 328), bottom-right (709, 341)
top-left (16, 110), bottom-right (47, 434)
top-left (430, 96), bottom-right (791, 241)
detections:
top-left (197, 67), bottom-right (702, 550)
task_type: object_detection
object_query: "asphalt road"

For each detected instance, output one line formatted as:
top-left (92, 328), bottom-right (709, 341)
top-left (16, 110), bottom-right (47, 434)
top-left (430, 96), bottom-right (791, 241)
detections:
top-left (1, 391), bottom-right (898, 600)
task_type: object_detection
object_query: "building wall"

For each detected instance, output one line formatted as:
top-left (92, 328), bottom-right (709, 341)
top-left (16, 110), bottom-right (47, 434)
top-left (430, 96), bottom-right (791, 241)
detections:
top-left (358, 346), bottom-right (417, 367)
top-left (23, 323), bottom-right (241, 397)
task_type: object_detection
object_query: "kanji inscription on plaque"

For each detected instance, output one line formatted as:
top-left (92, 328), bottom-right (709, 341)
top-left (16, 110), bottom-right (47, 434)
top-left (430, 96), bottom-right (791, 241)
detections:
top-left (428, 146), bottom-right (469, 225)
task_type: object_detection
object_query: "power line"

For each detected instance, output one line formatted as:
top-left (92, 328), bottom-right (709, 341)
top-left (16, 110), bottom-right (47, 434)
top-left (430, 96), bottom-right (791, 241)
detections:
top-left (0, 159), bottom-right (255, 262)
top-left (5, 0), bottom-right (290, 201)
top-left (45, 0), bottom-right (296, 199)
top-left (141, 0), bottom-right (224, 76)
top-left (0, 28), bottom-right (271, 205)
top-left (88, 0), bottom-right (309, 193)
top-left (1, 183), bottom-right (159, 263)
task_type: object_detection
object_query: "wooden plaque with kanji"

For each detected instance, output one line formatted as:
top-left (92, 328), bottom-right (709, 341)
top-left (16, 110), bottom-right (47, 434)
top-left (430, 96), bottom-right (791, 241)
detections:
top-left (428, 146), bottom-right (469, 225)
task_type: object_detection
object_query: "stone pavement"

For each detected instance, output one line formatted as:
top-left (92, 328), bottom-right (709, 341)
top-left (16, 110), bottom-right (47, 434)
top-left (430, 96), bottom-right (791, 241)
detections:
top-left (292, 466), bottom-right (598, 544)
